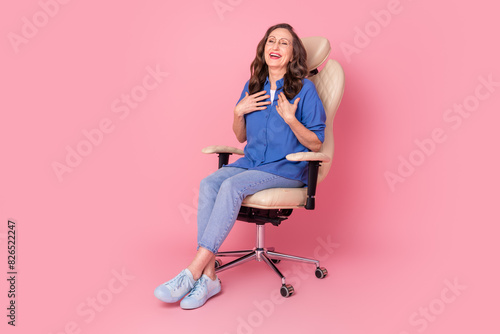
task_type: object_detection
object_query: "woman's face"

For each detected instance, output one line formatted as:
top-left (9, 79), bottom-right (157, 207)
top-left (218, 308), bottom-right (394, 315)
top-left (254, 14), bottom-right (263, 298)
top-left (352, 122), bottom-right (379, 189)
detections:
top-left (264, 28), bottom-right (294, 73)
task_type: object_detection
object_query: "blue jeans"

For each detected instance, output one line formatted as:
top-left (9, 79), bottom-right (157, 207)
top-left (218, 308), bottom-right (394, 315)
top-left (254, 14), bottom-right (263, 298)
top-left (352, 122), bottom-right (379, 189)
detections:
top-left (197, 167), bottom-right (304, 254)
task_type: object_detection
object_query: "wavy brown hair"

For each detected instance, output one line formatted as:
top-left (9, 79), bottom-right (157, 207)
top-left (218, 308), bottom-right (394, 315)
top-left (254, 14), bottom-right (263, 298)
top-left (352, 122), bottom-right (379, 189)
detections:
top-left (248, 23), bottom-right (308, 100)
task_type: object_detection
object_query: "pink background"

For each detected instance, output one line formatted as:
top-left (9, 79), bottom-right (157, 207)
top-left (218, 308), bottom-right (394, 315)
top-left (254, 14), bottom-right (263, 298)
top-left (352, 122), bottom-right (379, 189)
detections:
top-left (1, 0), bottom-right (499, 333)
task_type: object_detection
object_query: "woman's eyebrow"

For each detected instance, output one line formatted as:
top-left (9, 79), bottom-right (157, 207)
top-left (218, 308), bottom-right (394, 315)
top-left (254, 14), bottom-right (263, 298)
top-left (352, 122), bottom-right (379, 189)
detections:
top-left (268, 35), bottom-right (290, 41)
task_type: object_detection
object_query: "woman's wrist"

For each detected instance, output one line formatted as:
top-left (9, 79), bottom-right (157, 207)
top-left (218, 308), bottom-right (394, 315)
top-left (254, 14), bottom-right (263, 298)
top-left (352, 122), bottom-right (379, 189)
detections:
top-left (283, 114), bottom-right (298, 125)
top-left (234, 108), bottom-right (244, 118)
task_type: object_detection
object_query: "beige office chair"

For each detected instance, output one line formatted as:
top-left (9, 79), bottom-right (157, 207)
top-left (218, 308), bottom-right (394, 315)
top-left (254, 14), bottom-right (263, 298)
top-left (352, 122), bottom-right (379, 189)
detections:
top-left (202, 36), bottom-right (345, 297)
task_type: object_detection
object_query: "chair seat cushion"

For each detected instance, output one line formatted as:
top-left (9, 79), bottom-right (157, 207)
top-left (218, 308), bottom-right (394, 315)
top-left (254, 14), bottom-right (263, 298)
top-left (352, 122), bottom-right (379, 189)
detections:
top-left (242, 187), bottom-right (307, 209)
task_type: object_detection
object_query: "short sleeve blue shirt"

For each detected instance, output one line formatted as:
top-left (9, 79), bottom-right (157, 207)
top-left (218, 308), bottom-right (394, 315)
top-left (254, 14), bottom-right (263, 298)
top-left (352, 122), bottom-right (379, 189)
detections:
top-left (225, 77), bottom-right (326, 185)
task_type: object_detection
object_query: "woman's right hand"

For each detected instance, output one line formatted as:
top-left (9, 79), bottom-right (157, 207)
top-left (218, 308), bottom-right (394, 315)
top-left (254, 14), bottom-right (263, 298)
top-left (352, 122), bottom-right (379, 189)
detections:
top-left (234, 91), bottom-right (271, 117)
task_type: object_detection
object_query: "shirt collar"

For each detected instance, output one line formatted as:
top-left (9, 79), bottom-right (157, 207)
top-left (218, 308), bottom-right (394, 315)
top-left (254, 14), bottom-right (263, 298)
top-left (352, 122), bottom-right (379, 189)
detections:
top-left (265, 76), bottom-right (284, 90)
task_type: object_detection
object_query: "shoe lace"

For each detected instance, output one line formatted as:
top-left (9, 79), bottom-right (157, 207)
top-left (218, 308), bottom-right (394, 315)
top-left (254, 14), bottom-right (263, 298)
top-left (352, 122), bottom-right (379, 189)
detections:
top-left (187, 277), bottom-right (207, 297)
top-left (167, 271), bottom-right (191, 292)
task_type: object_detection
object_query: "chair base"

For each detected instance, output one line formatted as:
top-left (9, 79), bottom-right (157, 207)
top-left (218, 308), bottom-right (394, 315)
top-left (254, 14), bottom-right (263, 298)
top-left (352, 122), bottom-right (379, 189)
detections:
top-left (214, 224), bottom-right (327, 297)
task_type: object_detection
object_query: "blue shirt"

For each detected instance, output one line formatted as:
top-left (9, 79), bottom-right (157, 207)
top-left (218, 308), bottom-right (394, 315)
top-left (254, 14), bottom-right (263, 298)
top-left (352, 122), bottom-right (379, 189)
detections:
top-left (225, 77), bottom-right (326, 185)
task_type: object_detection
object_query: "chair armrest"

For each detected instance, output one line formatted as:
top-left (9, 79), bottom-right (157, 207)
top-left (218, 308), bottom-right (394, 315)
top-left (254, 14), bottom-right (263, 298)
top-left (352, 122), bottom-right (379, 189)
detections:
top-left (202, 145), bottom-right (244, 155)
top-left (202, 145), bottom-right (244, 169)
top-left (285, 152), bottom-right (330, 162)
top-left (286, 152), bottom-right (330, 210)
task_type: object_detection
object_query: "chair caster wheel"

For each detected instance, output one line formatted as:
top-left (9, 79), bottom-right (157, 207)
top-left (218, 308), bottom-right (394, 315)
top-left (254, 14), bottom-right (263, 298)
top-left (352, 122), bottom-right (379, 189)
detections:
top-left (315, 267), bottom-right (328, 279)
top-left (271, 259), bottom-right (281, 264)
top-left (280, 284), bottom-right (294, 298)
top-left (215, 259), bottom-right (222, 269)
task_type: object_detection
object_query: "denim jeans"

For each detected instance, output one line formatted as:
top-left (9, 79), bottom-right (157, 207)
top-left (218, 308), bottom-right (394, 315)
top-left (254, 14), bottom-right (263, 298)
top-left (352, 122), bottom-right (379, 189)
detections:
top-left (197, 167), bottom-right (305, 254)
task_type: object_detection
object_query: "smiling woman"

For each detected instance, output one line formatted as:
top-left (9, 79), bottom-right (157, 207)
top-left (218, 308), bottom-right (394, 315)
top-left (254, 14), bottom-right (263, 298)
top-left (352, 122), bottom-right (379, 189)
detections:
top-left (249, 23), bottom-right (308, 99)
top-left (154, 23), bottom-right (326, 310)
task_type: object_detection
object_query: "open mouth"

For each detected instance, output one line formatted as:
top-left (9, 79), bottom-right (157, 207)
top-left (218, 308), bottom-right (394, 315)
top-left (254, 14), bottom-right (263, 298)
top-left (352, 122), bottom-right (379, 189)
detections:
top-left (269, 52), bottom-right (282, 60)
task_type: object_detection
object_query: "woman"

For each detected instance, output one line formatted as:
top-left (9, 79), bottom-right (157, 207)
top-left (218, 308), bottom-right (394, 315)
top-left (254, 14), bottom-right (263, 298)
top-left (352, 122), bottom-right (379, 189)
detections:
top-left (154, 23), bottom-right (326, 309)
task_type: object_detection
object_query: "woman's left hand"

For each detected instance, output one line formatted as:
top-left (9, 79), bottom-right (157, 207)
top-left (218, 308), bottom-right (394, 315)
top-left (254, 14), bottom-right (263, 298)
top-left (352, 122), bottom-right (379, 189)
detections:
top-left (276, 92), bottom-right (300, 124)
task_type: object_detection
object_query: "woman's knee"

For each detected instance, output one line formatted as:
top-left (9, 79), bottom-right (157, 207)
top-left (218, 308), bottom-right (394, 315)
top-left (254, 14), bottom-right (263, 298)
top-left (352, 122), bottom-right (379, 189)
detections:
top-left (199, 175), bottom-right (210, 190)
top-left (199, 171), bottom-right (229, 201)
top-left (200, 171), bottom-right (220, 190)
top-left (219, 177), bottom-right (244, 199)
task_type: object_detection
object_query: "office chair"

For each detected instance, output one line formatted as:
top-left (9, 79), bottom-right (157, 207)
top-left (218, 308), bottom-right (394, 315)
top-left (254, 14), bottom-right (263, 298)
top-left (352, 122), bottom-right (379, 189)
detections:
top-left (202, 36), bottom-right (345, 297)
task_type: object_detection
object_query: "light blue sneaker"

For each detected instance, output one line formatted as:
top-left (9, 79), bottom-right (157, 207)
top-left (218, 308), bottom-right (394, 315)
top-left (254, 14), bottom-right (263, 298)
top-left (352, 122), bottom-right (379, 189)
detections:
top-left (180, 274), bottom-right (221, 309)
top-left (154, 269), bottom-right (195, 303)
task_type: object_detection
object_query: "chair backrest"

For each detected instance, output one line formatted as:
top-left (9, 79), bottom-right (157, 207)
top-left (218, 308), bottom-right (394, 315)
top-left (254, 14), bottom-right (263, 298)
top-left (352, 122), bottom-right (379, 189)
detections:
top-left (301, 37), bottom-right (345, 183)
